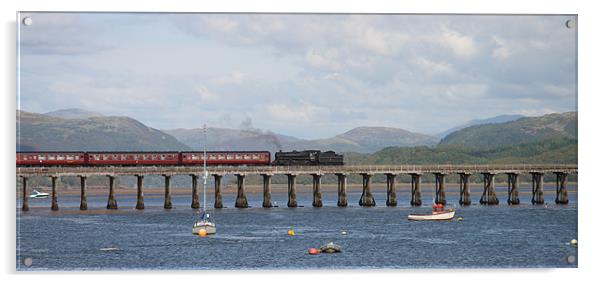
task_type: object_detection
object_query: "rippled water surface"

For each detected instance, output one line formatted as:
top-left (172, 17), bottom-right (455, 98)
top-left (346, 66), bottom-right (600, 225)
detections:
top-left (16, 184), bottom-right (577, 270)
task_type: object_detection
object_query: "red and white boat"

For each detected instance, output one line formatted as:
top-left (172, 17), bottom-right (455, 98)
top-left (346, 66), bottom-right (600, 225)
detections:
top-left (408, 204), bottom-right (456, 221)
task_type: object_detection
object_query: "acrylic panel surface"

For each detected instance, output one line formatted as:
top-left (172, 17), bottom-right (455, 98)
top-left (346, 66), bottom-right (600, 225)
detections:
top-left (16, 13), bottom-right (577, 270)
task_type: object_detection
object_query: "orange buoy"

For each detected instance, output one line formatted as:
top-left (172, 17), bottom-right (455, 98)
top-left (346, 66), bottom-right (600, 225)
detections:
top-left (309, 248), bottom-right (320, 255)
top-left (437, 203), bottom-right (444, 208)
top-left (198, 229), bottom-right (207, 237)
top-left (287, 229), bottom-right (295, 236)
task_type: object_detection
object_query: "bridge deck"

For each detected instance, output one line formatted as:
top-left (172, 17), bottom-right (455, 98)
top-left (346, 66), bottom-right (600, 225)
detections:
top-left (16, 164), bottom-right (578, 177)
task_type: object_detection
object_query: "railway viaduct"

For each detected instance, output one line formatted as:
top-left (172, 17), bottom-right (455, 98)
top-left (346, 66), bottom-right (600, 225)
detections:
top-left (17, 164), bottom-right (577, 211)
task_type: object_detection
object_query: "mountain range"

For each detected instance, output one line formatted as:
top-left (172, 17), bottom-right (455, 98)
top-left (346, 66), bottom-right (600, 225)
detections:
top-left (16, 110), bottom-right (190, 151)
top-left (439, 112), bottom-right (576, 148)
top-left (16, 109), bottom-right (577, 156)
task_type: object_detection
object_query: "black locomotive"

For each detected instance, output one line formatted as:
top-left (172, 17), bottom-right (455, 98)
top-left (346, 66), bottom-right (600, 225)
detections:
top-left (272, 150), bottom-right (344, 166)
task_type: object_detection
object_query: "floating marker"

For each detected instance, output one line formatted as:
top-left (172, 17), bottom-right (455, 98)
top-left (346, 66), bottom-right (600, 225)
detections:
top-left (570, 239), bottom-right (577, 246)
top-left (457, 217), bottom-right (463, 221)
top-left (308, 248), bottom-right (320, 255)
top-left (341, 231), bottom-right (347, 235)
top-left (287, 229), bottom-right (295, 236)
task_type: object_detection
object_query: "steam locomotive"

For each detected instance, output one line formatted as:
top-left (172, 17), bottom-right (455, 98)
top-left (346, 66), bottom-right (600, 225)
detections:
top-left (272, 150), bottom-right (344, 166)
top-left (16, 150), bottom-right (344, 167)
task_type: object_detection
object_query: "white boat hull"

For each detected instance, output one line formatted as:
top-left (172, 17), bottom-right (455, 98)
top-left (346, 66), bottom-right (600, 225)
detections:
top-left (192, 225), bottom-right (216, 235)
top-left (408, 210), bottom-right (455, 221)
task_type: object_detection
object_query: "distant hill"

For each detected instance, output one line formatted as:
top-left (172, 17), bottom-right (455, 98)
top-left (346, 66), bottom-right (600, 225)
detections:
top-left (17, 111), bottom-right (190, 151)
top-left (166, 126), bottom-right (438, 153)
top-left (44, 108), bottom-right (104, 119)
top-left (436, 114), bottom-right (524, 139)
top-left (164, 128), bottom-right (301, 152)
top-left (438, 112), bottom-right (576, 148)
top-left (345, 137), bottom-right (576, 167)
top-left (304, 126), bottom-right (439, 153)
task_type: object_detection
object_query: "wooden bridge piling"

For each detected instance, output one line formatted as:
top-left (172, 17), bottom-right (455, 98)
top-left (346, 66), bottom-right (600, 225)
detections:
top-left (189, 174), bottom-right (198, 209)
top-left (50, 175), bottom-right (59, 211)
top-left (311, 173), bottom-right (323, 207)
top-left (359, 173), bottom-right (375, 207)
top-left (235, 174), bottom-right (248, 208)
top-left (79, 175), bottom-right (88, 210)
top-left (458, 173), bottom-right (471, 206)
top-left (410, 173), bottom-right (422, 206)
top-left (106, 175), bottom-right (118, 209)
top-left (531, 172), bottom-right (545, 205)
top-left (21, 176), bottom-right (29, 212)
top-left (434, 173), bottom-right (446, 205)
top-left (554, 172), bottom-right (569, 204)
top-left (213, 174), bottom-right (223, 209)
top-left (261, 174), bottom-right (273, 208)
top-left (507, 173), bottom-right (520, 205)
top-left (336, 173), bottom-right (348, 207)
top-left (163, 174), bottom-right (172, 209)
top-left (286, 174), bottom-right (298, 208)
top-left (135, 175), bottom-right (144, 209)
top-left (385, 173), bottom-right (397, 207)
top-left (480, 173), bottom-right (499, 205)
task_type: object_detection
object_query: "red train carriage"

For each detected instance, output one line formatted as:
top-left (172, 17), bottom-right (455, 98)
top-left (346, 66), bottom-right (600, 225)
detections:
top-left (86, 151), bottom-right (181, 166)
top-left (180, 151), bottom-right (271, 166)
top-left (17, 151), bottom-right (86, 166)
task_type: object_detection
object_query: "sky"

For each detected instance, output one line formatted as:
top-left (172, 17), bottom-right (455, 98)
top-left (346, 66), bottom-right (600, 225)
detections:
top-left (18, 13), bottom-right (577, 139)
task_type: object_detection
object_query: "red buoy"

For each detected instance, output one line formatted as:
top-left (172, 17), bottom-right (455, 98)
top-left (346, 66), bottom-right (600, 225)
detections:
top-left (437, 203), bottom-right (444, 208)
top-left (309, 248), bottom-right (320, 255)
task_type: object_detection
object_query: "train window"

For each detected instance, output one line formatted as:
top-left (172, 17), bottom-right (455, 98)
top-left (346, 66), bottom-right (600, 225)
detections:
top-left (235, 154), bottom-right (241, 159)
top-left (48, 155), bottom-right (56, 160)
top-left (252, 154), bottom-right (259, 160)
top-left (226, 154), bottom-right (233, 160)
top-left (218, 154), bottom-right (225, 160)
top-left (209, 154), bottom-right (217, 160)
top-left (57, 155), bottom-right (64, 160)
top-left (66, 155), bottom-right (74, 160)
top-left (160, 154), bottom-right (165, 160)
top-left (152, 154), bottom-right (157, 160)
top-left (243, 154), bottom-right (250, 160)
top-left (39, 155), bottom-right (46, 160)
top-left (121, 154), bottom-right (127, 160)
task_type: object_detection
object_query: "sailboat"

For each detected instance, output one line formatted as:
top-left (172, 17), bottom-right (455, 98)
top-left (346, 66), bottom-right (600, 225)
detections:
top-left (192, 124), bottom-right (216, 235)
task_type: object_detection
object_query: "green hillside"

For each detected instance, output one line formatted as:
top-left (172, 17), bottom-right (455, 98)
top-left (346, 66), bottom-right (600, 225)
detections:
top-left (439, 112), bottom-right (576, 148)
top-left (345, 137), bottom-right (576, 165)
top-left (17, 111), bottom-right (191, 151)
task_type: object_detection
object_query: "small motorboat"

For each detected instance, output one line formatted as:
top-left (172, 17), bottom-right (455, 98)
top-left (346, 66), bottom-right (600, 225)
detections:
top-left (319, 242), bottom-right (342, 253)
top-left (408, 203), bottom-right (455, 221)
top-left (29, 189), bottom-right (49, 199)
top-left (408, 209), bottom-right (455, 221)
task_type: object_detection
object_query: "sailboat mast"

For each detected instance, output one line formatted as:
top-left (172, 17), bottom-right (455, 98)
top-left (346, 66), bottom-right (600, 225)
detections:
top-left (203, 124), bottom-right (207, 211)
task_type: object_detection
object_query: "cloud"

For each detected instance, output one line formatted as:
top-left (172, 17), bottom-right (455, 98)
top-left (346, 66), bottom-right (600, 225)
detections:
top-left (413, 57), bottom-right (453, 74)
top-left (267, 103), bottom-right (318, 123)
top-left (437, 25), bottom-right (476, 58)
top-left (20, 13), bottom-right (114, 55)
top-left (18, 13), bottom-right (577, 138)
top-left (195, 85), bottom-right (219, 101)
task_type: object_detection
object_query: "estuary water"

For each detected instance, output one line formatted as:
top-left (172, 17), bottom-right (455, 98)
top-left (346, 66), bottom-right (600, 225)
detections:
top-left (16, 184), bottom-right (577, 270)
